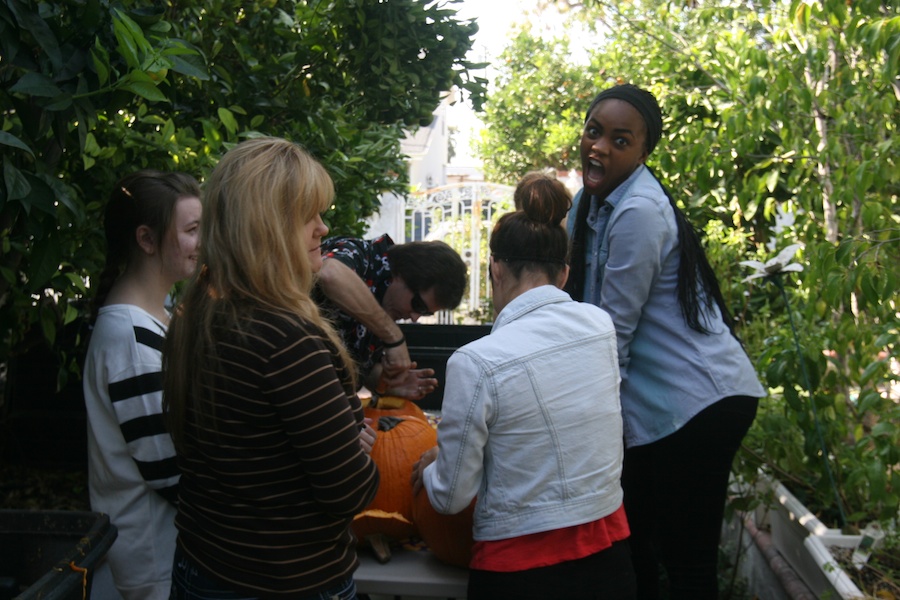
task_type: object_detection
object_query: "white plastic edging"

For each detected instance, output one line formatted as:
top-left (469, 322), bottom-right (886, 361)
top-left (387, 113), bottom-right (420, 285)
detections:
top-left (772, 479), bottom-right (830, 536)
top-left (766, 477), bottom-right (868, 600)
top-left (803, 533), bottom-right (865, 600)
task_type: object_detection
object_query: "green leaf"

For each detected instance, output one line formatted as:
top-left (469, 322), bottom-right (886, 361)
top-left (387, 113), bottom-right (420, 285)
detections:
top-left (872, 422), bottom-right (894, 437)
top-left (858, 359), bottom-right (884, 386)
top-left (121, 81), bottom-right (168, 102)
top-left (64, 272), bottom-right (88, 295)
top-left (218, 107), bottom-right (239, 135)
top-left (8, 0), bottom-right (63, 70)
top-left (21, 173), bottom-right (58, 216)
top-left (112, 13), bottom-right (141, 69)
top-left (114, 8), bottom-right (152, 54)
top-left (0, 132), bottom-right (35, 157)
top-left (91, 39), bottom-right (111, 87)
top-left (9, 72), bottom-right (63, 97)
top-left (856, 389), bottom-right (881, 414)
top-left (41, 93), bottom-right (73, 111)
top-left (168, 54), bottom-right (209, 80)
top-left (3, 159), bottom-right (32, 203)
top-left (765, 169), bottom-right (779, 193)
top-left (63, 300), bottom-right (80, 326)
top-left (27, 236), bottom-right (63, 294)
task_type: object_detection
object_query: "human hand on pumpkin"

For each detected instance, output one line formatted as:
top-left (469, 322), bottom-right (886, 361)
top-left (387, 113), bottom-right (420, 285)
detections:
top-left (411, 446), bottom-right (439, 495)
top-left (359, 418), bottom-right (376, 455)
top-left (384, 364), bottom-right (438, 401)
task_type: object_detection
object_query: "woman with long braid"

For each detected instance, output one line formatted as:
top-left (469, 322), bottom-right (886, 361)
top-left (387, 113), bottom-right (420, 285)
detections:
top-left (565, 84), bottom-right (765, 599)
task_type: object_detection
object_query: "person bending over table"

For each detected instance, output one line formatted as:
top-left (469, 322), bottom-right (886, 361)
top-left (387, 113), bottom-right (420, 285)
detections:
top-left (315, 234), bottom-right (467, 401)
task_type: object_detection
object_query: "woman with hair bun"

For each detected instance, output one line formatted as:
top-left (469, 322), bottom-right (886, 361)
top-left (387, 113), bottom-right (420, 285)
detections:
top-left (412, 172), bottom-right (635, 600)
top-left (566, 83), bottom-right (764, 599)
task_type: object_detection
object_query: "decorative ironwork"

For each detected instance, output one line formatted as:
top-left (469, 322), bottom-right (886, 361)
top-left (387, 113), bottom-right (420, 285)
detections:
top-left (404, 183), bottom-right (514, 323)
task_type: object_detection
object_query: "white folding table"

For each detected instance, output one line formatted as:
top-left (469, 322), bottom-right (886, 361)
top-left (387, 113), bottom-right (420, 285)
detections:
top-left (355, 547), bottom-right (468, 599)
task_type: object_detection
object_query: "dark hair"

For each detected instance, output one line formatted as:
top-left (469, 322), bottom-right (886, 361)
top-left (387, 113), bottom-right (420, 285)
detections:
top-left (90, 170), bottom-right (200, 321)
top-left (387, 241), bottom-right (467, 309)
top-left (567, 83), bottom-right (735, 335)
top-left (492, 172), bottom-right (571, 281)
top-left (513, 171), bottom-right (569, 212)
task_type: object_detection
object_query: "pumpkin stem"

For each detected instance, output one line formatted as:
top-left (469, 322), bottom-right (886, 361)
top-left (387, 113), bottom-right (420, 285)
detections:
top-left (367, 533), bottom-right (393, 564)
top-left (378, 415), bottom-right (404, 432)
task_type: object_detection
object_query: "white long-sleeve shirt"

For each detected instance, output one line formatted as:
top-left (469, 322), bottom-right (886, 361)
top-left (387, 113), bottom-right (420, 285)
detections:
top-left (83, 305), bottom-right (179, 600)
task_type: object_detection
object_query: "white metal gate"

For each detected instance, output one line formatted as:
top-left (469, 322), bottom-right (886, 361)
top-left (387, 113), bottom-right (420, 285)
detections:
top-left (404, 182), bottom-right (514, 323)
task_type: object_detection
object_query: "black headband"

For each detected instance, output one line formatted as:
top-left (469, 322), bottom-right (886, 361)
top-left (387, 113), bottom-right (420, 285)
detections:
top-left (586, 84), bottom-right (663, 153)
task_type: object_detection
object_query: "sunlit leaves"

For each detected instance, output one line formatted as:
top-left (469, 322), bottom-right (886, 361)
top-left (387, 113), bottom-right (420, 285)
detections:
top-left (488, 0), bottom-right (899, 525)
top-left (477, 25), bottom-right (594, 183)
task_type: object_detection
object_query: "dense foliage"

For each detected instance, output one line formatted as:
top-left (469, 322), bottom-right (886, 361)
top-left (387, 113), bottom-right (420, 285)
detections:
top-left (481, 0), bottom-right (899, 525)
top-left (475, 28), bottom-right (594, 184)
top-left (0, 0), bottom-right (487, 380)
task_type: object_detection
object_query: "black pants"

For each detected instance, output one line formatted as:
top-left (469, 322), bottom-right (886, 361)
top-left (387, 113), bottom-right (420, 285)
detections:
top-left (466, 539), bottom-right (636, 600)
top-left (622, 396), bottom-right (758, 600)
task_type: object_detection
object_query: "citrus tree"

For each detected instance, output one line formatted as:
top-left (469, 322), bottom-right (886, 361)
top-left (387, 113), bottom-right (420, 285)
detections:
top-left (0, 0), bottom-right (487, 383)
top-left (475, 26), bottom-right (594, 184)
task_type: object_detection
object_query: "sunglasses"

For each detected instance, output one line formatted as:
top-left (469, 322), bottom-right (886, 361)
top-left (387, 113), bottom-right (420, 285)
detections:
top-left (411, 290), bottom-right (435, 316)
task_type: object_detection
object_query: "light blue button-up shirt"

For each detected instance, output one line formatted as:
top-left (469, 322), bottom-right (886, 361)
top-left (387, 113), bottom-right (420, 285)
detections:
top-left (568, 166), bottom-right (765, 448)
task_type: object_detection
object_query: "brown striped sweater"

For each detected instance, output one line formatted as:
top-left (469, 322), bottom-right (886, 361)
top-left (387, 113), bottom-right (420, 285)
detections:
top-left (173, 308), bottom-right (379, 598)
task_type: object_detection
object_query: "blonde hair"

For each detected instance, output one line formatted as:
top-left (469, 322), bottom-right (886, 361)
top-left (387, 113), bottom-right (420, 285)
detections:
top-left (164, 137), bottom-right (354, 448)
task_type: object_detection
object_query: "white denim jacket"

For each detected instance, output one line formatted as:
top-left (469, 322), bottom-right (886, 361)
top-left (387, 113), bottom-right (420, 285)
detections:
top-left (422, 285), bottom-right (624, 541)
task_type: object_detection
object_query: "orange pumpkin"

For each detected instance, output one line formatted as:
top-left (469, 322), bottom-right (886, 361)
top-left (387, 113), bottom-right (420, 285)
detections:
top-left (352, 415), bottom-right (437, 546)
top-left (363, 396), bottom-right (427, 423)
top-left (412, 490), bottom-right (476, 568)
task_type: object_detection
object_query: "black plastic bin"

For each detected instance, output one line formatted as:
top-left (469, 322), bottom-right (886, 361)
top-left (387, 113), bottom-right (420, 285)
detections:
top-left (0, 510), bottom-right (117, 600)
top-left (399, 323), bottom-right (492, 411)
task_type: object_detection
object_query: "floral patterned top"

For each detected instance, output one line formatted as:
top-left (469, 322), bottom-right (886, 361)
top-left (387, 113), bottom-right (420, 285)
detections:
top-left (314, 233), bottom-right (395, 379)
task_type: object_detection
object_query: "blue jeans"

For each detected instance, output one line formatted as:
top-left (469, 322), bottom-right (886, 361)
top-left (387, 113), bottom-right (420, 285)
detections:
top-left (170, 546), bottom-right (357, 600)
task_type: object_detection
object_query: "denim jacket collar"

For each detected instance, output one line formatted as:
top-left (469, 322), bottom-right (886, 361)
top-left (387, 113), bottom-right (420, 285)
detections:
top-left (492, 285), bottom-right (570, 333)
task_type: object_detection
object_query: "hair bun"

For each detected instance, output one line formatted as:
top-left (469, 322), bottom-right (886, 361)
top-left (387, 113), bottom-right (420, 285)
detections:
top-left (513, 172), bottom-right (572, 226)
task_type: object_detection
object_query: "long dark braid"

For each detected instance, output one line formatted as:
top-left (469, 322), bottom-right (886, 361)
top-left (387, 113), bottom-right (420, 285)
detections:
top-left (648, 166), bottom-right (736, 336)
top-left (565, 189), bottom-right (593, 301)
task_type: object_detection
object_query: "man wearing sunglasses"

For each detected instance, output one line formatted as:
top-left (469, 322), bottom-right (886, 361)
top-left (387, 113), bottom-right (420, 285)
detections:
top-left (315, 233), bottom-right (467, 401)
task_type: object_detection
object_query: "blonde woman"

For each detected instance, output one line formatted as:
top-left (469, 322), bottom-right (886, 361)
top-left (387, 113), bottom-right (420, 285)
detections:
top-left (83, 169), bottom-right (201, 599)
top-left (163, 137), bottom-right (379, 600)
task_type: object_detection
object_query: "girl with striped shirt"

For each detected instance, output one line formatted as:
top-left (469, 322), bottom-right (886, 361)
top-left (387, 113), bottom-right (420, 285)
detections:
top-left (83, 169), bottom-right (201, 599)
